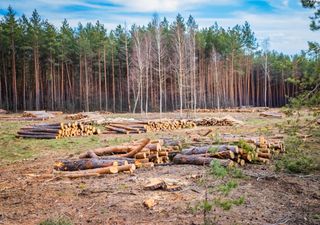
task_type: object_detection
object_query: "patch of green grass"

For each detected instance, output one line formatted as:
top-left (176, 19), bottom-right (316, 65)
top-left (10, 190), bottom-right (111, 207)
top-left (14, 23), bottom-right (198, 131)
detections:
top-left (107, 136), bottom-right (133, 145)
top-left (208, 146), bottom-right (219, 153)
top-left (0, 121), bottom-right (103, 165)
top-left (210, 160), bottom-right (228, 178)
top-left (276, 135), bottom-right (319, 174)
top-left (39, 217), bottom-right (72, 225)
top-left (229, 168), bottom-right (246, 179)
top-left (218, 180), bottom-right (238, 196)
top-left (237, 139), bottom-right (254, 153)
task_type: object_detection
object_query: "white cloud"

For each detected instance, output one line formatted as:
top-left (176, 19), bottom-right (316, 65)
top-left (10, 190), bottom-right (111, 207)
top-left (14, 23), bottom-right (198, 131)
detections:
top-left (197, 11), bottom-right (318, 54)
top-left (107, 0), bottom-right (240, 12)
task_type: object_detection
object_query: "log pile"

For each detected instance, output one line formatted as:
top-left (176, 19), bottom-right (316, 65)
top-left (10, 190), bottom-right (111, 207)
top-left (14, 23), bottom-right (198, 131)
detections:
top-left (193, 116), bottom-right (243, 126)
top-left (51, 135), bottom-right (284, 178)
top-left (53, 138), bottom-right (182, 178)
top-left (65, 113), bottom-right (88, 120)
top-left (173, 136), bottom-right (284, 167)
top-left (104, 119), bottom-right (196, 134)
top-left (78, 138), bottom-right (181, 168)
top-left (77, 112), bottom-right (106, 125)
top-left (0, 109), bottom-right (8, 114)
top-left (16, 122), bottom-right (101, 139)
top-left (22, 111), bottom-right (55, 119)
top-left (175, 107), bottom-right (268, 113)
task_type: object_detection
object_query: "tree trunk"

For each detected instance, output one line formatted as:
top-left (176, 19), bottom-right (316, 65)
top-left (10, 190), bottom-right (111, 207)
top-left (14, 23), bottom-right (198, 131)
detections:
top-left (84, 54), bottom-right (89, 112)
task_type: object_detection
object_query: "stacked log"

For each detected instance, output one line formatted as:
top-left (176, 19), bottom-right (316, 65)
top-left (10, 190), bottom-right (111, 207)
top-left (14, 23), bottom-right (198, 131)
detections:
top-left (78, 138), bottom-right (181, 169)
top-left (54, 138), bottom-right (152, 177)
top-left (22, 111), bottom-right (55, 119)
top-left (175, 107), bottom-right (268, 113)
top-left (65, 113), bottom-right (87, 120)
top-left (0, 109), bottom-right (8, 114)
top-left (173, 136), bottom-right (284, 167)
top-left (77, 112), bottom-right (106, 125)
top-left (193, 116), bottom-right (243, 126)
top-left (104, 119), bottom-right (196, 134)
top-left (16, 122), bottom-right (101, 139)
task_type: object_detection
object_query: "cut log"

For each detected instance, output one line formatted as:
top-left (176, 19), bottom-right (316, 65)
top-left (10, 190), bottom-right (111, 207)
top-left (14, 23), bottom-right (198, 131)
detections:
top-left (79, 146), bottom-right (132, 158)
top-left (16, 134), bottom-right (58, 139)
top-left (54, 165), bottom-right (118, 176)
top-left (117, 164), bottom-right (136, 173)
top-left (173, 154), bottom-right (233, 167)
top-left (258, 152), bottom-right (272, 159)
top-left (54, 159), bottom-right (118, 171)
top-left (135, 152), bottom-right (147, 159)
top-left (211, 150), bottom-right (235, 159)
top-left (105, 125), bottom-right (130, 134)
top-left (117, 138), bottom-right (150, 158)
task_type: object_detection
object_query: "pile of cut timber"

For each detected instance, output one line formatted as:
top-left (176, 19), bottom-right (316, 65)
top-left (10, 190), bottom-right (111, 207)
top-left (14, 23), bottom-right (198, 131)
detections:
top-left (104, 119), bottom-right (196, 134)
top-left (65, 113), bottom-right (88, 120)
top-left (78, 138), bottom-right (181, 167)
top-left (22, 111), bottom-right (55, 119)
top-left (193, 116), bottom-right (243, 126)
top-left (176, 107), bottom-right (268, 113)
top-left (16, 122), bottom-right (101, 139)
top-left (77, 112), bottom-right (106, 125)
top-left (173, 136), bottom-right (284, 167)
top-left (0, 109), bottom-right (8, 114)
top-left (54, 138), bottom-right (182, 177)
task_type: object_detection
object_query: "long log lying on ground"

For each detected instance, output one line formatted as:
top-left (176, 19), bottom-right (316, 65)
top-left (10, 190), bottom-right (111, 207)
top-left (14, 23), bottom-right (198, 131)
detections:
top-left (54, 165), bottom-right (119, 177)
top-left (16, 134), bottom-right (58, 139)
top-left (173, 154), bottom-right (234, 167)
top-left (80, 138), bottom-right (150, 159)
top-left (54, 159), bottom-right (120, 171)
top-left (181, 145), bottom-right (239, 155)
top-left (79, 146), bottom-right (132, 158)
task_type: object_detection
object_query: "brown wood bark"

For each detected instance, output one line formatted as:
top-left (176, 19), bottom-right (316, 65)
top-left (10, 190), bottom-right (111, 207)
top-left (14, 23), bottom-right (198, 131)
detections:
top-left (173, 154), bottom-right (233, 167)
top-left (54, 159), bottom-right (118, 171)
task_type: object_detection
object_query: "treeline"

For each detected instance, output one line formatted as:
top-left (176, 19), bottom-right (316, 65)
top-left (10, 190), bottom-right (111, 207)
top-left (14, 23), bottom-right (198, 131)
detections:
top-left (0, 6), bottom-right (318, 113)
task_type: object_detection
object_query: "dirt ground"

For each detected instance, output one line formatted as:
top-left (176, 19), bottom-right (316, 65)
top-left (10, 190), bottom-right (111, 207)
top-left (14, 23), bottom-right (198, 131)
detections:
top-left (0, 111), bottom-right (319, 225)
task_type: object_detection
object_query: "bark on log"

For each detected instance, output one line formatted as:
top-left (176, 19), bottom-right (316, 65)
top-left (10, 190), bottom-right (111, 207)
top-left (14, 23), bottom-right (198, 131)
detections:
top-left (16, 134), bottom-right (57, 139)
top-left (54, 165), bottom-right (118, 176)
top-left (173, 154), bottom-right (233, 167)
top-left (54, 159), bottom-right (119, 171)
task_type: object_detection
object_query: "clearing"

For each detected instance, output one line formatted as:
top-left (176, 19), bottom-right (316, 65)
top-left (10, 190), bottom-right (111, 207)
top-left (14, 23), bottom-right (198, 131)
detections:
top-left (0, 110), bottom-right (319, 225)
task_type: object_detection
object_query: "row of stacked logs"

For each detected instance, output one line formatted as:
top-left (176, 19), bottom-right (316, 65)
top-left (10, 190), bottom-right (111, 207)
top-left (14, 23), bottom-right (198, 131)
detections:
top-left (173, 136), bottom-right (284, 167)
top-left (193, 116), bottom-right (243, 126)
top-left (54, 138), bottom-right (182, 177)
top-left (104, 120), bottom-right (196, 134)
top-left (65, 113), bottom-right (88, 120)
top-left (175, 107), bottom-right (268, 113)
top-left (16, 122), bottom-right (101, 139)
top-left (52, 136), bottom-right (284, 178)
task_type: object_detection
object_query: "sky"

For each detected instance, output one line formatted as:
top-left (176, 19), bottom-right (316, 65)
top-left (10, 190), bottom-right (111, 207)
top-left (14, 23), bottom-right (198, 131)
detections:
top-left (0, 0), bottom-right (318, 55)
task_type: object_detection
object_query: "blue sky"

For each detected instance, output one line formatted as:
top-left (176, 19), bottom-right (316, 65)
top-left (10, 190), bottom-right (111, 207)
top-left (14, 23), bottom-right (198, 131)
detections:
top-left (0, 0), bottom-right (318, 55)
